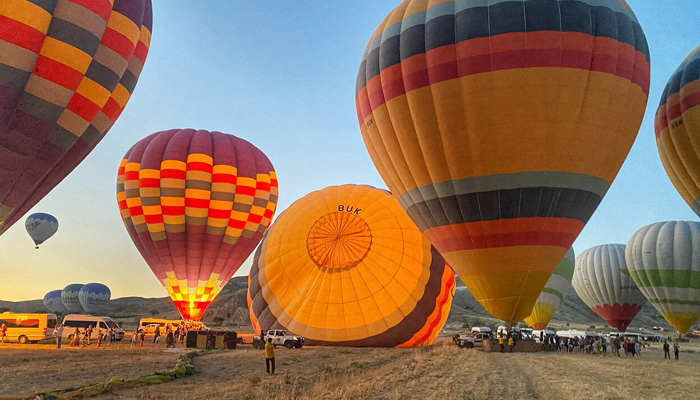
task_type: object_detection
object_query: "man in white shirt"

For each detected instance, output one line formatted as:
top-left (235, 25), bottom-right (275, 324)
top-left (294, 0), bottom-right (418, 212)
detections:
top-left (54, 324), bottom-right (64, 349)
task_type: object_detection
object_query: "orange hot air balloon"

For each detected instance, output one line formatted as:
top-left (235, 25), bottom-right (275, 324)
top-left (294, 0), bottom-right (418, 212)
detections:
top-left (355, 0), bottom-right (650, 322)
top-left (248, 185), bottom-right (454, 347)
top-left (117, 129), bottom-right (278, 320)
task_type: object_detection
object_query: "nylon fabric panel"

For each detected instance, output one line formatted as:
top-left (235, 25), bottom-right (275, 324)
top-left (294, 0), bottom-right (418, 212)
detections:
top-left (572, 244), bottom-right (647, 331)
top-left (355, 0), bottom-right (650, 323)
top-left (247, 185), bottom-right (454, 347)
top-left (0, 0), bottom-right (152, 235)
top-left (626, 221), bottom-right (700, 333)
top-left (117, 129), bottom-right (277, 321)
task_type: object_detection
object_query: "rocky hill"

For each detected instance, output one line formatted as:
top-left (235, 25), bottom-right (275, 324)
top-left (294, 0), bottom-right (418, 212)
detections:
top-left (0, 275), bottom-right (678, 332)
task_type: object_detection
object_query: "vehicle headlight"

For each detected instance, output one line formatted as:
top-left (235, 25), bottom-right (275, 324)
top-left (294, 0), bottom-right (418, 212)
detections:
top-left (293, 337), bottom-right (298, 340)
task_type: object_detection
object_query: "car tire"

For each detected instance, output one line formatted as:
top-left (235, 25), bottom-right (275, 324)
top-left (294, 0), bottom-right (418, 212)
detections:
top-left (284, 341), bottom-right (293, 349)
top-left (295, 344), bottom-right (303, 349)
top-left (467, 342), bottom-right (474, 349)
top-left (18, 335), bottom-right (28, 344)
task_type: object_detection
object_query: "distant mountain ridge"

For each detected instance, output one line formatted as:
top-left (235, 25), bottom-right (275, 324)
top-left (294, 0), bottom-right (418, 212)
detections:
top-left (0, 275), bottom-right (678, 332)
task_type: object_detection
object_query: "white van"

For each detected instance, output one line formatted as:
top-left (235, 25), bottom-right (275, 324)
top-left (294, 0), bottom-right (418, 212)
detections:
top-left (61, 314), bottom-right (125, 341)
top-left (556, 329), bottom-right (599, 339)
top-left (532, 329), bottom-right (555, 344)
top-left (0, 312), bottom-right (57, 344)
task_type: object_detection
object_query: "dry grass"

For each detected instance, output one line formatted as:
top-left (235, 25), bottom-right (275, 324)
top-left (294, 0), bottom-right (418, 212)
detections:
top-left (1, 339), bottom-right (699, 399)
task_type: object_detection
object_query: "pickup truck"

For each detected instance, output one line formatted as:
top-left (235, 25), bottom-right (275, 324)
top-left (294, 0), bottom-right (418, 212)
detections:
top-left (453, 332), bottom-right (491, 349)
top-left (253, 329), bottom-right (304, 349)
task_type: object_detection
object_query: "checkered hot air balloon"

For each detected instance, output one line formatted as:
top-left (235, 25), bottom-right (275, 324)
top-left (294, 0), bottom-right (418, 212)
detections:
top-left (117, 129), bottom-right (278, 321)
top-left (0, 0), bottom-right (153, 235)
top-left (355, 0), bottom-right (650, 323)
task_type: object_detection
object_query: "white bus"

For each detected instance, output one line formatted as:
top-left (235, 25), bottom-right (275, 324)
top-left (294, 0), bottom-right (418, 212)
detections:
top-left (61, 314), bottom-right (125, 341)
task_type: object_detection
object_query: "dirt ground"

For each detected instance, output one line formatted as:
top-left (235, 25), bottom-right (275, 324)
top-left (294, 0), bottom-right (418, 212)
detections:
top-left (1, 338), bottom-right (698, 400)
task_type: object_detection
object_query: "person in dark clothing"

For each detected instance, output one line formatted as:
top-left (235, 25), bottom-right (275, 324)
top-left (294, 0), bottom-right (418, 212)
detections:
top-left (674, 342), bottom-right (680, 360)
top-left (663, 341), bottom-right (671, 359)
top-left (153, 325), bottom-right (161, 344)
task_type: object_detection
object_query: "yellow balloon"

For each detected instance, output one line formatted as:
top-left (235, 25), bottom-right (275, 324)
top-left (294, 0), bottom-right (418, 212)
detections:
top-left (248, 185), bottom-right (454, 347)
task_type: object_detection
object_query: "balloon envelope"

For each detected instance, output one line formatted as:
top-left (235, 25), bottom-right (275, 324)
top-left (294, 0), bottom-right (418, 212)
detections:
top-left (78, 283), bottom-right (111, 314)
top-left (655, 47), bottom-right (700, 217)
top-left (43, 290), bottom-right (66, 313)
top-left (25, 213), bottom-right (58, 248)
top-left (61, 284), bottom-right (84, 313)
top-left (626, 221), bottom-right (700, 334)
top-left (524, 248), bottom-right (575, 330)
top-left (0, 0), bottom-right (153, 236)
top-left (117, 129), bottom-right (278, 321)
top-left (248, 185), bottom-right (455, 347)
top-left (572, 245), bottom-right (647, 331)
top-left (355, 0), bottom-right (650, 323)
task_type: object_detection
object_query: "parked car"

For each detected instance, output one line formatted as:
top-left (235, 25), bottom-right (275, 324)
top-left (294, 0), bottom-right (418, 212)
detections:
top-left (453, 327), bottom-right (492, 349)
top-left (253, 330), bottom-right (304, 349)
top-left (61, 314), bottom-right (125, 341)
top-left (0, 312), bottom-right (57, 344)
top-left (138, 318), bottom-right (183, 334)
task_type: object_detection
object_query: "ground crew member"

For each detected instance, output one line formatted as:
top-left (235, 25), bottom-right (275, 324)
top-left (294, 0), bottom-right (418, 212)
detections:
top-left (508, 335), bottom-right (514, 353)
top-left (265, 338), bottom-right (275, 374)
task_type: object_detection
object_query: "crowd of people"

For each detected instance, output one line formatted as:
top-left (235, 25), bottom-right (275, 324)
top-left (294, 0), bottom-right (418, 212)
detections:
top-left (55, 324), bottom-right (116, 349)
top-left (131, 321), bottom-right (190, 348)
top-left (539, 334), bottom-right (682, 360)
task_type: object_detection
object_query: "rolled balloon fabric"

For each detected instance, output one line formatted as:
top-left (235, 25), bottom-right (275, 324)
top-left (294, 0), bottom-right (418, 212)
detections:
top-left (655, 47), bottom-right (700, 217)
top-left (43, 290), bottom-right (66, 313)
top-left (524, 248), bottom-right (575, 330)
top-left (572, 244), bottom-right (647, 331)
top-left (0, 0), bottom-right (153, 235)
top-left (355, 0), bottom-right (650, 323)
top-left (25, 213), bottom-right (58, 249)
top-left (61, 284), bottom-right (85, 313)
top-left (118, 129), bottom-right (278, 321)
top-left (78, 283), bottom-right (111, 314)
top-left (248, 185), bottom-right (455, 347)
top-left (626, 221), bottom-right (700, 334)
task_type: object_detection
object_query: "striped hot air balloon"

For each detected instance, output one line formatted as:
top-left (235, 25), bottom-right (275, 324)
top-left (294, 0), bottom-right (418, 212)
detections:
top-left (627, 221), bottom-right (700, 334)
top-left (117, 129), bottom-right (278, 321)
top-left (524, 248), bottom-right (575, 330)
top-left (355, 0), bottom-right (650, 322)
top-left (573, 244), bottom-right (647, 332)
top-left (0, 0), bottom-right (153, 235)
top-left (248, 185), bottom-right (455, 347)
top-left (655, 47), bottom-right (700, 217)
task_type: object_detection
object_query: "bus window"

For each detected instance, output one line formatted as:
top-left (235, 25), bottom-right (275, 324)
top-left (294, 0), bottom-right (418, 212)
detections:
top-left (0, 318), bottom-right (40, 328)
top-left (98, 322), bottom-right (107, 330)
top-left (47, 318), bottom-right (57, 329)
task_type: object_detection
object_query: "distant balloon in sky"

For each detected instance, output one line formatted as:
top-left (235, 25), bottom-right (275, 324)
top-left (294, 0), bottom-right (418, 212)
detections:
top-left (25, 213), bottom-right (58, 249)
top-left (572, 245), bottom-right (647, 332)
top-left (43, 290), bottom-right (66, 313)
top-left (0, 0), bottom-right (153, 237)
top-left (524, 248), bottom-right (575, 330)
top-left (117, 129), bottom-right (278, 321)
top-left (627, 221), bottom-right (700, 334)
top-left (655, 46), bottom-right (700, 217)
top-left (355, 0), bottom-right (650, 323)
top-left (78, 283), bottom-right (111, 314)
top-left (248, 185), bottom-right (455, 347)
top-left (61, 284), bottom-right (85, 313)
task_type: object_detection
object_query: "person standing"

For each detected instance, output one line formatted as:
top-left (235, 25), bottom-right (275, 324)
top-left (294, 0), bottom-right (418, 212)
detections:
top-left (508, 335), bottom-right (514, 353)
top-left (69, 328), bottom-right (81, 347)
top-left (635, 341), bottom-right (641, 357)
top-left (54, 324), bottom-right (64, 349)
top-left (96, 328), bottom-right (103, 347)
top-left (153, 325), bottom-right (161, 344)
top-left (0, 324), bottom-right (6, 344)
top-left (663, 341), bottom-right (671, 359)
top-left (265, 338), bottom-right (275, 374)
top-left (674, 342), bottom-right (680, 360)
top-left (139, 328), bottom-right (146, 348)
top-left (499, 334), bottom-right (504, 353)
top-left (85, 325), bottom-right (93, 345)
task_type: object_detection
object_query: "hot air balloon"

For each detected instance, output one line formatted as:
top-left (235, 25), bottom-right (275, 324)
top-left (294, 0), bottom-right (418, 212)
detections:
top-left (25, 213), bottom-right (58, 249)
top-left (78, 283), bottom-right (111, 314)
top-left (248, 185), bottom-right (455, 347)
top-left (43, 290), bottom-right (66, 313)
top-left (524, 248), bottom-right (575, 330)
top-left (655, 47), bottom-right (700, 217)
top-left (0, 0), bottom-right (153, 236)
top-left (61, 284), bottom-right (84, 313)
top-left (572, 245), bottom-right (647, 331)
top-left (355, 0), bottom-right (650, 322)
top-left (117, 129), bottom-right (278, 321)
top-left (627, 221), bottom-right (700, 334)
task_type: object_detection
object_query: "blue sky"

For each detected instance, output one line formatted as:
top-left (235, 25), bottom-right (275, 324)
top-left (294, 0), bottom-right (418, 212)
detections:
top-left (1, 0), bottom-right (699, 301)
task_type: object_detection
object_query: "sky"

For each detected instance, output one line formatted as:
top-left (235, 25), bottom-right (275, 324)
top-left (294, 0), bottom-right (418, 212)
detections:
top-left (1, 0), bottom-right (700, 301)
